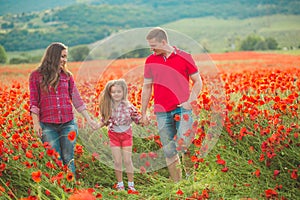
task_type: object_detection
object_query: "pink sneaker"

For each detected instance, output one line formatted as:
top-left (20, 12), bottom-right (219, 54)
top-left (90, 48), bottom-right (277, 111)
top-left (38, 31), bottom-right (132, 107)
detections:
top-left (128, 186), bottom-right (136, 191)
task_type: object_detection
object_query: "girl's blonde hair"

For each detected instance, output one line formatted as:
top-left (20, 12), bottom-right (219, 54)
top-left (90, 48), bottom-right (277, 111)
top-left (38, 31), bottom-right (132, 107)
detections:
top-left (99, 79), bottom-right (128, 124)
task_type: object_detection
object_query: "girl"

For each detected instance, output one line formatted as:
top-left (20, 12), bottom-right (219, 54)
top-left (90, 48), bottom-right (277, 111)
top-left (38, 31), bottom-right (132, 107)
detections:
top-left (99, 79), bottom-right (141, 191)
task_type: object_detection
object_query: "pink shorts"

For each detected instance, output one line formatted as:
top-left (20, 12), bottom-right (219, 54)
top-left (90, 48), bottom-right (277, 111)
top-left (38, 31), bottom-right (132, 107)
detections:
top-left (108, 128), bottom-right (133, 147)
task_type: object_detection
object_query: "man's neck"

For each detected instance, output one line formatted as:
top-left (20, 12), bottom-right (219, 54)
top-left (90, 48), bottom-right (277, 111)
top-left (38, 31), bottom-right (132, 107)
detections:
top-left (164, 45), bottom-right (174, 58)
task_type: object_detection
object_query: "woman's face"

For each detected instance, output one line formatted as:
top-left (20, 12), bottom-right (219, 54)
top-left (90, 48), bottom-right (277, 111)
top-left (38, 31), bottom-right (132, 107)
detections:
top-left (110, 85), bottom-right (124, 103)
top-left (59, 49), bottom-right (68, 68)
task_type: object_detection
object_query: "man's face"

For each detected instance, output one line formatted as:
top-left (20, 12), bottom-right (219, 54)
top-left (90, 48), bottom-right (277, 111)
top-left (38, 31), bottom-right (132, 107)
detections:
top-left (147, 38), bottom-right (166, 56)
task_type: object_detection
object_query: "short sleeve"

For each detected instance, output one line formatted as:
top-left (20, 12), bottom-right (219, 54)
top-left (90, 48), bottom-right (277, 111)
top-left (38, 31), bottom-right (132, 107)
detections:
top-left (185, 54), bottom-right (198, 75)
top-left (144, 58), bottom-right (153, 79)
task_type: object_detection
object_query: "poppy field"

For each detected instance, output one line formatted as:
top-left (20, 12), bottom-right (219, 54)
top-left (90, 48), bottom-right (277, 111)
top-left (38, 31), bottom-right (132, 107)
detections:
top-left (0, 51), bottom-right (299, 199)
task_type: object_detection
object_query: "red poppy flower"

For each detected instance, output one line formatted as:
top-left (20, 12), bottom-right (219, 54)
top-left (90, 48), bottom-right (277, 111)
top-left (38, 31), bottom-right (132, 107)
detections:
top-left (265, 189), bottom-right (278, 198)
top-left (68, 131), bottom-right (76, 141)
top-left (0, 186), bottom-right (5, 193)
top-left (140, 166), bottom-right (146, 174)
top-left (69, 189), bottom-right (96, 200)
top-left (176, 189), bottom-right (184, 196)
top-left (13, 155), bottom-right (20, 161)
top-left (221, 167), bottom-right (228, 172)
top-left (148, 152), bottom-right (158, 159)
top-left (25, 150), bottom-right (34, 159)
top-left (254, 169), bottom-right (260, 177)
top-left (0, 163), bottom-right (6, 172)
top-left (31, 170), bottom-right (42, 183)
top-left (174, 114), bottom-right (180, 121)
top-left (45, 189), bottom-right (51, 196)
top-left (46, 149), bottom-right (55, 157)
top-left (66, 171), bottom-right (74, 182)
top-left (183, 114), bottom-right (189, 121)
top-left (291, 169), bottom-right (298, 180)
top-left (202, 189), bottom-right (209, 199)
top-left (145, 161), bottom-right (151, 167)
top-left (216, 154), bottom-right (226, 165)
top-left (193, 138), bottom-right (202, 147)
top-left (191, 155), bottom-right (199, 163)
top-left (128, 189), bottom-right (139, 195)
top-left (273, 170), bottom-right (280, 179)
top-left (140, 152), bottom-right (147, 159)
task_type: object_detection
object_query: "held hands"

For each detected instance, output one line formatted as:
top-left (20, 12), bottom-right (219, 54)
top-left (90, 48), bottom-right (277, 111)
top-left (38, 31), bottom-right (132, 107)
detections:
top-left (87, 119), bottom-right (101, 130)
top-left (140, 115), bottom-right (150, 126)
top-left (87, 119), bottom-right (104, 130)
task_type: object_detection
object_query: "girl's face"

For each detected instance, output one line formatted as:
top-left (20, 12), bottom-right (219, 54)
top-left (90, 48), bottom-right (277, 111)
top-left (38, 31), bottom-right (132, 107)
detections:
top-left (60, 49), bottom-right (68, 68)
top-left (110, 85), bottom-right (124, 103)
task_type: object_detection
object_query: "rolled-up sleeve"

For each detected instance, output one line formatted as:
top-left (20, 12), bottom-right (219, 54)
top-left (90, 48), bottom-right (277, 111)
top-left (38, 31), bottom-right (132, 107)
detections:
top-left (29, 72), bottom-right (40, 115)
top-left (69, 75), bottom-right (86, 113)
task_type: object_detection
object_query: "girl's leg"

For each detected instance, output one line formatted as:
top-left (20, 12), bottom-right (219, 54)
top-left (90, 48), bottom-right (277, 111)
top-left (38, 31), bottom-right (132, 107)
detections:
top-left (122, 146), bottom-right (134, 182)
top-left (111, 146), bottom-right (123, 183)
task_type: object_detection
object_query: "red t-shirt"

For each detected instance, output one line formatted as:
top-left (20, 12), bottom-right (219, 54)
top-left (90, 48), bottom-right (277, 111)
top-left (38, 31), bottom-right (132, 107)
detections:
top-left (144, 47), bottom-right (198, 112)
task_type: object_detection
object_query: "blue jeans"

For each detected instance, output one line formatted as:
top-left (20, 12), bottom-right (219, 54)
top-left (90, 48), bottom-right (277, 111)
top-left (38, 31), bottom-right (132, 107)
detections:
top-left (156, 107), bottom-right (194, 158)
top-left (40, 119), bottom-right (78, 174)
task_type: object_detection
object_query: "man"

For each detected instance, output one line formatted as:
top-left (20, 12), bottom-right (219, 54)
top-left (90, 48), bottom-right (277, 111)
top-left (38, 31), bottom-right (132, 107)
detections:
top-left (141, 27), bottom-right (202, 182)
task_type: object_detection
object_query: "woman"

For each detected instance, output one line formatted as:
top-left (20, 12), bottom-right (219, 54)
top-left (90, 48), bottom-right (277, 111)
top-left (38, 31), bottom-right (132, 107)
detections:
top-left (29, 42), bottom-right (98, 174)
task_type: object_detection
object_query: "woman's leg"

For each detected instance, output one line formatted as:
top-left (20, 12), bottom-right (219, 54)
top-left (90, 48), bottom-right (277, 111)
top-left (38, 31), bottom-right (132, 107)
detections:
top-left (40, 122), bottom-right (62, 160)
top-left (59, 120), bottom-right (77, 174)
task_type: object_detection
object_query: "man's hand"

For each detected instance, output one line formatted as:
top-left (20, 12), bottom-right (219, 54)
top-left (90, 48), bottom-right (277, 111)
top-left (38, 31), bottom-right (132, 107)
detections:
top-left (178, 101), bottom-right (192, 110)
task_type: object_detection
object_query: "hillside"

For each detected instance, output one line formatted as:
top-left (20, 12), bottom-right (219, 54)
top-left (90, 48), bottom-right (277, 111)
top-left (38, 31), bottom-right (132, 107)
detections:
top-left (0, 0), bottom-right (75, 15)
top-left (163, 15), bottom-right (300, 52)
top-left (0, 0), bottom-right (300, 52)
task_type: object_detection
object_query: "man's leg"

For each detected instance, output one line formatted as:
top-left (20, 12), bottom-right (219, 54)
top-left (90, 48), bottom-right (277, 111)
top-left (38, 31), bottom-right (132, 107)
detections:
top-left (175, 108), bottom-right (195, 177)
top-left (181, 150), bottom-right (194, 177)
top-left (156, 111), bottom-right (181, 182)
top-left (166, 154), bottom-right (182, 182)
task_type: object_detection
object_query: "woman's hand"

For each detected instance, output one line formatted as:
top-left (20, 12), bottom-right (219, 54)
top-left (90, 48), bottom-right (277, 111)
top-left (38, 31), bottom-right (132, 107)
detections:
top-left (31, 113), bottom-right (42, 138)
top-left (88, 119), bottom-right (100, 130)
top-left (33, 122), bottom-right (42, 138)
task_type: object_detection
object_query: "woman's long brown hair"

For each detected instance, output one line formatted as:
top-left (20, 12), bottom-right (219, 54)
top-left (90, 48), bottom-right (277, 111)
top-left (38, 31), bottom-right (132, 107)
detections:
top-left (99, 79), bottom-right (128, 124)
top-left (38, 42), bottom-right (71, 92)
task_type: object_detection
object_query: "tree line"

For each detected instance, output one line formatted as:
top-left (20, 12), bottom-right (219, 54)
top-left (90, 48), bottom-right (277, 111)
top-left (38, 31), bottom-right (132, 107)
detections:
top-left (0, 34), bottom-right (288, 64)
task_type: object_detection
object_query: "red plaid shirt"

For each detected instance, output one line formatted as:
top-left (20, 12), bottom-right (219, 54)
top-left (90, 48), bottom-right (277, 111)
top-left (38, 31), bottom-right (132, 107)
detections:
top-left (29, 69), bottom-right (86, 124)
top-left (106, 101), bottom-right (141, 132)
